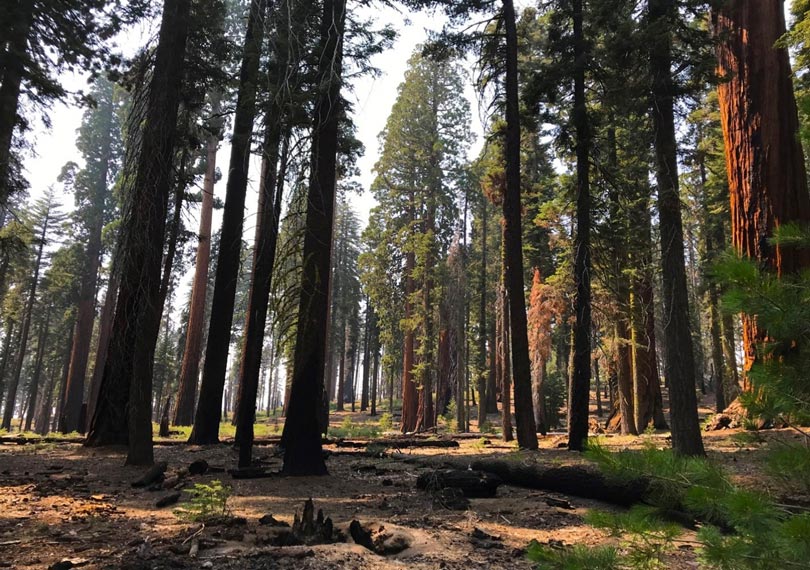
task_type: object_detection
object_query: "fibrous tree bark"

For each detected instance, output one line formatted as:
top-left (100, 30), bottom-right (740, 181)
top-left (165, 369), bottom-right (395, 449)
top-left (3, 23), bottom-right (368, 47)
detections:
top-left (189, 0), bottom-right (267, 445)
top-left (648, 0), bottom-right (704, 456)
top-left (280, 0), bottom-right (346, 476)
top-left (86, 0), bottom-right (193, 465)
top-left (712, 0), bottom-right (810, 386)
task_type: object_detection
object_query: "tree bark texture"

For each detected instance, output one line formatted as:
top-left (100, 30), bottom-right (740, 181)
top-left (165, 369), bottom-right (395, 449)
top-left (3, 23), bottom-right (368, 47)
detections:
top-left (713, 0), bottom-right (810, 382)
top-left (86, 0), bottom-right (192, 466)
top-left (189, 0), bottom-right (267, 445)
top-left (648, 0), bottom-right (704, 456)
top-left (280, 0), bottom-right (346, 476)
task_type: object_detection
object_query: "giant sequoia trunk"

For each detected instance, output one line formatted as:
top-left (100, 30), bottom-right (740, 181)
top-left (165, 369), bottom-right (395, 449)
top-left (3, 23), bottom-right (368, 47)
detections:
top-left (85, 0), bottom-right (192, 465)
top-left (60, 89), bottom-right (115, 434)
top-left (189, 0), bottom-right (267, 445)
top-left (648, 0), bottom-right (704, 457)
top-left (280, 0), bottom-right (346, 476)
top-left (567, 0), bottom-right (592, 451)
top-left (502, 0), bottom-right (537, 450)
top-left (0, 0), bottom-right (34, 209)
top-left (712, 1), bottom-right (810, 384)
top-left (173, 132), bottom-right (217, 426)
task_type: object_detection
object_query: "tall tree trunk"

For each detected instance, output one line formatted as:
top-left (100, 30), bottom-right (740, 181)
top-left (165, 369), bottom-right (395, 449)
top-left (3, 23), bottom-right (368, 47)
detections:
top-left (53, 323), bottom-right (74, 432)
top-left (234, 119), bottom-right (287, 468)
top-left (360, 301), bottom-right (371, 411)
top-left (401, 247), bottom-right (418, 431)
top-left (567, 0), bottom-right (592, 451)
top-left (24, 308), bottom-right (50, 432)
top-left (0, 0), bottom-right (34, 209)
top-left (501, 0), bottom-right (537, 449)
top-left (499, 282), bottom-right (513, 442)
top-left (2, 202), bottom-right (49, 431)
top-left (280, 0), bottom-right (345, 475)
top-left (0, 320), bottom-right (14, 415)
top-left (712, 1), bottom-right (810, 390)
top-left (35, 361), bottom-right (59, 435)
top-left (86, 0), bottom-right (192, 466)
top-left (370, 315), bottom-right (379, 416)
top-left (174, 131), bottom-right (218, 426)
top-left (648, 0), bottom-right (704, 456)
top-left (60, 89), bottom-right (114, 434)
top-left (477, 197), bottom-right (488, 427)
top-left (85, 270), bottom-right (119, 430)
top-left (189, 0), bottom-right (268, 445)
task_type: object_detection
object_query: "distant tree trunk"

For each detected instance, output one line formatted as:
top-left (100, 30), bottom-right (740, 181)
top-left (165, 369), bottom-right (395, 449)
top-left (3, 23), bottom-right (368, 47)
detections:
top-left (85, 270), bottom-right (119, 430)
top-left (401, 246), bottom-right (418, 432)
top-left (567, 0), bottom-right (592, 451)
top-left (86, 0), bottom-right (192, 466)
top-left (630, 198), bottom-right (666, 431)
top-left (0, 0), bottom-right (34, 208)
top-left (360, 301), bottom-right (371, 411)
top-left (35, 363), bottom-right (59, 435)
top-left (174, 132), bottom-right (217, 426)
top-left (189, 0), bottom-right (267, 445)
top-left (477, 197), bottom-right (488, 427)
top-left (24, 308), bottom-right (49, 432)
top-left (53, 324), bottom-right (74, 432)
top-left (648, 0), bottom-right (704, 456)
top-left (487, 315), bottom-right (498, 413)
top-left (60, 91), bottom-right (114, 434)
top-left (0, 320), bottom-right (14, 414)
top-left (2, 202), bottom-right (49, 431)
top-left (234, 118), bottom-right (286, 468)
top-left (369, 309), bottom-right (379, 416)
top-left (713, 0), bottom-right (810, 388)
top-left (499, 283), bottom-right (513, 442)
top-left (280, 0), bottom-right (345, 475)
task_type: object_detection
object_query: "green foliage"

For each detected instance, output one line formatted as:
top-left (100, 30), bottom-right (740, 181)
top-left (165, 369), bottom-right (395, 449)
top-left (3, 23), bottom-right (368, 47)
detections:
top-left (174, 480), bottom-right (231, 523)
top-left (441, 400), bottom-right (459, 433)
top-left (581, 443), bottom-right (810, 569)
top-left (527, 540), bottom-right (620, 570)
top-left (765, 443), bottom-right (810, 492)
top-left (378, 412), bottom-right (393, 431)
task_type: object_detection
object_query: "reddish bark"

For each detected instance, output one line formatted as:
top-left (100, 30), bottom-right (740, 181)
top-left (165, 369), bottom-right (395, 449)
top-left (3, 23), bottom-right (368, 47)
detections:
top-left (713, 1), bottom-right (810, 381)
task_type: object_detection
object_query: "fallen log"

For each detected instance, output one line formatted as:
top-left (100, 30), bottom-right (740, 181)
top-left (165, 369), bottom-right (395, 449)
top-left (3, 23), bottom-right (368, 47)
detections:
top-left (391, 453), bottom-right (647, 507)
top-left (416, 469), bottom-right (502, 498)
top-left (336, 439), bottom-right (460, 449)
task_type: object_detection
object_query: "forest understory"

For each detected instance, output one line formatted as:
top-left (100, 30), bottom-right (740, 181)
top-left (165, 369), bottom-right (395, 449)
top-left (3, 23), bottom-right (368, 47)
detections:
top-left (2, 393), bottom-right (805, 570)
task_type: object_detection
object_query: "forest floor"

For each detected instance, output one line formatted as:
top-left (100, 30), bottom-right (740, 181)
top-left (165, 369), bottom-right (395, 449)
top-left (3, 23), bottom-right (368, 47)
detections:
top-left (0, 401), bottom-right (806, 570)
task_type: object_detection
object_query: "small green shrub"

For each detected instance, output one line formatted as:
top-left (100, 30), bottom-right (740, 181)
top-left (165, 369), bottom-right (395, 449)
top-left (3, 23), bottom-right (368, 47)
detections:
top-left (174, 480), bottom-right (232, 523)
top-left (378, 412), bottom-right (393, 431)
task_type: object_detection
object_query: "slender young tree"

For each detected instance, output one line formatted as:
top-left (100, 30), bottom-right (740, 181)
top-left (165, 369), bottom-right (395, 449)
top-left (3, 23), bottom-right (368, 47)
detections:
top-left (647, 0), bottom-right (704, 456)
top-left (567, 0), bottom-right (592, 451)
top-left (189, 0), bottom-right (268, 444)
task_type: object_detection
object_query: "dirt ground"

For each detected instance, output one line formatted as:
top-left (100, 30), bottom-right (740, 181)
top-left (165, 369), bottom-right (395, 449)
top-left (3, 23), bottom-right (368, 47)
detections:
top-left (0, 408), bottom-right (803, 570)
